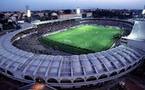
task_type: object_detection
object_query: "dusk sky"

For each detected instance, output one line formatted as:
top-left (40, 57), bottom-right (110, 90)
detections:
top-left (0, 0), bottom-right (145, 11)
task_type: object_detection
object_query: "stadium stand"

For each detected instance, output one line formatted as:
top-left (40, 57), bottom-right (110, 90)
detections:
top-left (0, 18), bottom-right (144, 89)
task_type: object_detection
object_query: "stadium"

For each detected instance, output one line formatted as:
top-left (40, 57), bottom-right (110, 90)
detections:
top-left (0, 18), bottom-right (145, 89)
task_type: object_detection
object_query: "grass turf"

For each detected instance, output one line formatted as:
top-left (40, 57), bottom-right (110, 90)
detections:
top-left (41, 25), bottom-right (122, 54)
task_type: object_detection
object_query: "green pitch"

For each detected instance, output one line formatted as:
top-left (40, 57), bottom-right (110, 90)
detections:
top-left (41, 25), bottom-right (122, 54)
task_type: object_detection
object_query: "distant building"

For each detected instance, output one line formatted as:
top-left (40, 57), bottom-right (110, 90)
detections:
top-left (82, 12), bottom-right (93, 18)
top-left (51, 12), bottom-right (58, 19)
top-left (59, 8), bottom-right (82, 19)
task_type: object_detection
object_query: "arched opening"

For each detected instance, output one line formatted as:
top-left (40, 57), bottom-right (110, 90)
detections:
top-left (74, 78), bottom-right (85, 83)
top-left (60, 79), bottom-right (72, 83)
top-left (110, 72), bottom-right (117, 77)
top-left (135, 62), bottom-right (138, 66)
top-left (97, 82), bottom-right (104, 88)
top-left (7, 70), bottom-right (13, 76)
top-left (35, 77), bottom-right (45, 83)
top-left (98, 74), bottom-right (107, 79)
top-left (127, 66), bottom-right (132, 70)
top-left (24, 75), bottom-right (33, 81)
top-left (47, 78), bottom-right (58, 83)
top-left (119, 69), bottom-right (125, 74)
top-left (0, 67), bottom-right (5, 73)
top-left (86, 76), bottom-right (97, 81)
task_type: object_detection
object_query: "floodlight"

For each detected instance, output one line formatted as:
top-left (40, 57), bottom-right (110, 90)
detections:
top-left (27, 10), bottom-right (31, 18)
top-left (76, 8), bottom-right (81, 15)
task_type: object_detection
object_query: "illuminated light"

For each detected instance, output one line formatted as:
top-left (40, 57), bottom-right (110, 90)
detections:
top-left (142, 9), bottom-right (145, 15)
top-left (27, 10), bottom-right (31, 18)
top-left (32, 83), bottom-right (45, 90)
top-left (76, 8), bottom-right (81, 15)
